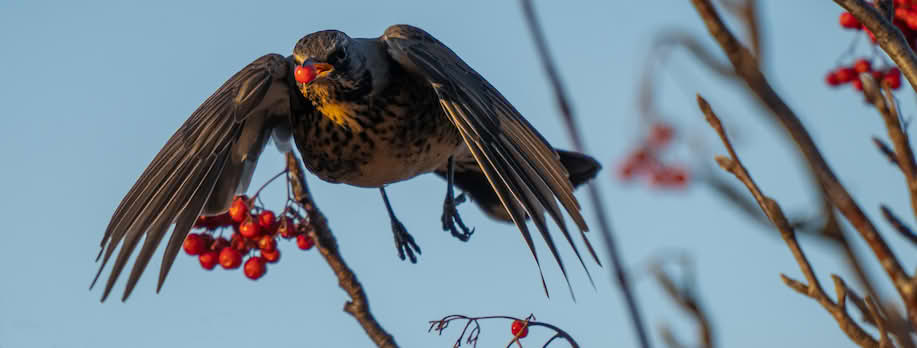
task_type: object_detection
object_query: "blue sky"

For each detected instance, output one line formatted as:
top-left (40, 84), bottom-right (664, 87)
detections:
top-left (2, 1), bottom-right (915, 347)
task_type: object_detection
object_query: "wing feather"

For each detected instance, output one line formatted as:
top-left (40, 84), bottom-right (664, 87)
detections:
top-left (92, 53), bottom-right (302, 301)
top-left (383, 25), bottom-right (599, 292)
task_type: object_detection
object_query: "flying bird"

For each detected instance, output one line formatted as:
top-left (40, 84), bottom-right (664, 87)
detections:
top-left (93, 25), bottom-right (601, 302)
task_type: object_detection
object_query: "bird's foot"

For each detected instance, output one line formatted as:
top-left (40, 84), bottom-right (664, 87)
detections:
top-left (441, 193), bottom-right (474, 242)
top-left (391, 217), bottom-right (421, 263)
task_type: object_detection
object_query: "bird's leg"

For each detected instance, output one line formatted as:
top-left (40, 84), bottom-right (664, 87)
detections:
top-left (441, 156), bottom-right (474, 241)
top-left (380, 187), bottom-right (420, 263)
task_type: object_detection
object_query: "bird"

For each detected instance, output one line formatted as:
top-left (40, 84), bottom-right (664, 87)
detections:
top-left (92, 24), bottom-right (602, 302)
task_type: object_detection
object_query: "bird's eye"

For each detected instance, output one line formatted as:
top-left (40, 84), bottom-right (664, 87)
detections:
top-left (327, 49), bottom-right (347, 66)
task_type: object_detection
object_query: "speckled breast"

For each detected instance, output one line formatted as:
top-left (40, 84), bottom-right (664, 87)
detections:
top-left (293, 86), bottom-right (463, 188)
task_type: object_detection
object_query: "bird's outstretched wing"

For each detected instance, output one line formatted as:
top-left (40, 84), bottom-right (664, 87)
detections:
top-left (381, 24), bottom-right (600, 295)
top-left (92, 53), bottom-right (306, 302)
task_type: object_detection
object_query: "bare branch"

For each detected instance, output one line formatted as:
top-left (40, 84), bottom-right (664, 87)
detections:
top-left (691, 0), bottom-right (914, 326)
top-left (285, 152), bottom-right (398, 348)
top-left (697, 95), bottom-right (881, 347)
top-left (428, 314), bottom-right (579, 348)
top-left (652, 262), bottom-right (714, 348)
top-left (880, 205), bottom-right (917, 246)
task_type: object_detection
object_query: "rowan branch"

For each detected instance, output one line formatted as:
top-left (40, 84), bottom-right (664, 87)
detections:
top-left (285, 151), bottom-right (398, 348)
top-left (690, 0), bottom-right (914, 327)
top-left (861, 72), bottom-right (917, 227)
top-left (428, 314), bottom-right (579, 348)
top-left (697, 95), bottom-right (883, 347)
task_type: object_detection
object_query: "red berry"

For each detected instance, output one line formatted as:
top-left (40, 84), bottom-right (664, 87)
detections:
top-left (887, 67), bottom-right (901, 78)
top-left (278, 217), bottom-right (296, 238)
top-left (294, 65), bottom-right (317, 84)
top-left (219, 247), bottom-right (243, 269)
top-left (258, 235), bottom-right (277, 252)
top-left (511, 320), bottom-right (529, 338)
top-left (230, 233), bottom-right (249, 252)
top-left (229, 196), bottom-right (249, 223)
top-left (617, 160), bottom-right (638, 180)
top-left (296, 234), bottom-right (314, 250)
top-left (262, 248), bottom-right (280, 263)
top-left (840, 12), bottom-right (861, 29)
top-left (244, 257), bottom-right (267, 280)
top-left (853, 79), bottom-right (864, 91)
top-left (239, 218), bottom-right (261, 238)
top-left (258, 210), bottom-right (276, 230)
top-left (854, 59), bottom-right (871, 73)
top-left (826, 71), bottom-right (841, 86)
top-left (885, 73), bottom-right (902, 89)
top-left (651, 166), bottom-right (690, 188)
top-left (630, 147), bottom-right (651, 164)
top-left (872, 70), bottom-right (884, 82)
top-left (183, 233), bottom-right (207, 255)
top-left (648, 123), bottom-right (674, 147)
top-left (199, 251), bottom-right (218, 270)
top-left (835, 67), bottom-right (856, 83)
top-left (668, 167), bottom-right (689, 187)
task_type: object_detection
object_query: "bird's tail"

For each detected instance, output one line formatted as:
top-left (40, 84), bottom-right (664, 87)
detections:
top-left (438, 149), bottom-right (600, 222)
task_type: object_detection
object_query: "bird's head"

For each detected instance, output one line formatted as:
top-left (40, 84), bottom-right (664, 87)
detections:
top-left (292, 30), bottom-right (371, 102)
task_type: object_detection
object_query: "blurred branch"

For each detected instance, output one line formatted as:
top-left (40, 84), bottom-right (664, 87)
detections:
top-left (719, 0), bottom-right (762, 59)
top-left (285, 152), bottom-right (398, 348)
top-left (697, 95), bottom-right (883, 347)
top-left (690, 0), bottom-right (914, 327)
top-left (874, 136), bottom-right (902, 168)
top-left (650, 256), bottom-right (714, 348)
top-left (519, 1), bottom-right (652, 348)
top-left (880, 205), bottom-right (917, 246)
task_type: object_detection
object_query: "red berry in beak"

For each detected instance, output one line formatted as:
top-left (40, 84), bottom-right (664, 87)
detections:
top-left (295, 65), bottom-right (317, 84)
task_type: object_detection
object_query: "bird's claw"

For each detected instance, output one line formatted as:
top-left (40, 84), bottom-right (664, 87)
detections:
top-left (391, 218), bottom-right (420, 263)
top-left (442, 192), bottom-right (474, 242)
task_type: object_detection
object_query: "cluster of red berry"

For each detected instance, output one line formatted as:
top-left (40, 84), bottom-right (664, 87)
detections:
top-left (182, 195), bottom-right (315, 280)
top-left (825, 59), bottom-right (902, 90)
top-left (617, 123), bottom-right (689, 189)
top-left (830, 6), bottom-right (907, 95)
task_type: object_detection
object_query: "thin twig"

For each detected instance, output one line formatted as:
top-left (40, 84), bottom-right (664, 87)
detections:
top-left (651, 261), bottom-right (714, 348)
top-left (874, 136), bottom-right (902, 168)
top-left (880, 205), bottom-right (917, 246)
top-left (691, 0), bottom-right (914, 326)
top-left (698, 95), bottom-right (881, 347)
top-left (285, 152), bottom-right (398, 348)
top-left (518, 1), bottom-right (651, 348)
top-left (862, 72), bottom-right (917, 228)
